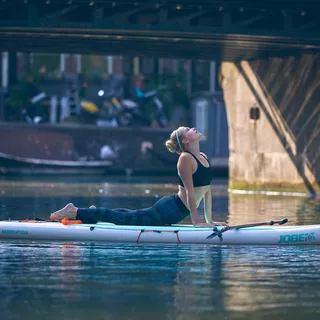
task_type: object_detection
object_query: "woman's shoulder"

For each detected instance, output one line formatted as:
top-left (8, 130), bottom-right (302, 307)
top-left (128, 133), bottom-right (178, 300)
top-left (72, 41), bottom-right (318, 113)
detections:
top-left (177, 152), bottom-right (194, 175)
top-left (177, 152), bottom-right (195, 169)
top-left (178, 152), bottom-right (194, 161)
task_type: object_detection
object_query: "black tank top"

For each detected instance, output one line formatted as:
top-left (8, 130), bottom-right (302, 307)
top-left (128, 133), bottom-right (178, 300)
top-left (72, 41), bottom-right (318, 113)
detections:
top-left (179, 152), bottom-right (213, 187)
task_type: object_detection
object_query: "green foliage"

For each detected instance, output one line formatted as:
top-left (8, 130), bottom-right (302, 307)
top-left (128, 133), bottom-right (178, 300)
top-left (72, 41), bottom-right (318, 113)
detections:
top-left (5, 73), bottom-right (43, 110)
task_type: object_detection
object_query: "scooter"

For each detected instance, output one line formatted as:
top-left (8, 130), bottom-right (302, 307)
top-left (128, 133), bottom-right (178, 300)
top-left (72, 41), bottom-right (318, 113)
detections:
top-left (93, 89), bottom-right (164, 127)
top-left (117, 85), bottom-right (168, 128)
top-left (135, 86), bottom-right (168, 128)
top-left (21, 92), bottom-right (48, 124)
top-left (79, 82), bottom-right (169, 128)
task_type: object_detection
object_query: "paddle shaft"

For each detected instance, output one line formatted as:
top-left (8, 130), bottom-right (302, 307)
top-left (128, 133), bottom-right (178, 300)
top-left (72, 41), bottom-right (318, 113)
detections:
top-left (206, 218), bottom-right (288, 241)
top-left (226, 218), bottom-right (288, 230)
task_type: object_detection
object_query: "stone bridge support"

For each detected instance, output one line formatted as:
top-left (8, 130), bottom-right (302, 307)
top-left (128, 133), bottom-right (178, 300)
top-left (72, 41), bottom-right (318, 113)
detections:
top-left (221, 54), bottom-right (319, 194)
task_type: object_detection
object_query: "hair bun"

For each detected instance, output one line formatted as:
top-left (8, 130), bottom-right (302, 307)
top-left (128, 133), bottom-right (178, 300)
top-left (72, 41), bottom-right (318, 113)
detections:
top-left (165, 139), bottom-right (176, 153)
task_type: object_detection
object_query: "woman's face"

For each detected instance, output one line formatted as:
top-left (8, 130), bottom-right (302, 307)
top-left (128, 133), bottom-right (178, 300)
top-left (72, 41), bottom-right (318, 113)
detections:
top-left (180, 127), bottom-right (202, 143)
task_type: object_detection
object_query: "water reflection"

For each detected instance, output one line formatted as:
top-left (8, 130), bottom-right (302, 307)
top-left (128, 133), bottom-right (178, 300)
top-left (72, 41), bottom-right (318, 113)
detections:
top-left (1, 178), bottom-right (319, 226)
top-left (228, 193), bottom-right (320, 225)
top-left (0, 177), bottom-right (320, 320)
top-left (1, 241), bottom-right (319, 320)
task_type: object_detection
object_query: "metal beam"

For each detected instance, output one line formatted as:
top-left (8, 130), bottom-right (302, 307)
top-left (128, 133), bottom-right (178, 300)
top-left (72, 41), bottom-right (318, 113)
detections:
top-left (27, 4), bottom-right (39, 20)
top-left (297, 20), bottom-right (320, 31)
top-left (222, 12), bottom-right (232, 27)
top-left (167, 10), bottom-right (206, 25)
top-left (43, 5), bottom-right (80, 20)
top-left (111, 0), bottom-right (166, 21)
top-left (93, 5), bottom-right (104, 21)
top-left (230, 15), bottom-right (264, 28)
top-left (0, 30), bottom-right (318, 59)
top-left (1, 21), bottom-right (320, 45)
top-left (283, 12), bottom-right (292, 31)
top-left (0, 3), bottom-right (12, 12)
top-left (159, 8), bottom-right (168, 22)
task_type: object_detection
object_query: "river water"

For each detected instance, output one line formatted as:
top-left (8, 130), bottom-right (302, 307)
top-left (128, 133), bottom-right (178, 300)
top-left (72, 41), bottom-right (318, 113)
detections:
top-left (0, 176), bottom-right (319, 320)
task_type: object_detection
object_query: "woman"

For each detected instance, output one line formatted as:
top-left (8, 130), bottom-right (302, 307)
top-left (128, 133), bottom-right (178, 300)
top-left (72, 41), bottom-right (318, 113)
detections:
top-left (50, 127), bottom-right (228, 227)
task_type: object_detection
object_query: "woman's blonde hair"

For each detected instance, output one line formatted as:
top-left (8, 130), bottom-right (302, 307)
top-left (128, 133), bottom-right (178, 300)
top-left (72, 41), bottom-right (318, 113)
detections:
top-left (165, 127), bottom-right (185, 153)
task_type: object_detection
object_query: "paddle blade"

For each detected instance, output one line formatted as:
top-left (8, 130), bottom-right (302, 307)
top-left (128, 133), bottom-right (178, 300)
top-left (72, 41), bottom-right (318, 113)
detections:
top-left (279, 218), bottom-right (288, 225)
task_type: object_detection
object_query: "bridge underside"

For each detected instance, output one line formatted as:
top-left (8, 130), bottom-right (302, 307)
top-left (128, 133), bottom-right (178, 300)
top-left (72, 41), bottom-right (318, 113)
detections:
top-left (1, 0), bottom-right (320, 60)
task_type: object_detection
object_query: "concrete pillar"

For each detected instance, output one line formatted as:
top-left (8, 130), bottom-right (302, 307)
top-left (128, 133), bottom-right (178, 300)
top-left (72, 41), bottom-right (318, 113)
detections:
top-left (185, 60), bottom-right (192, 96)
top-left (50, 95), bottom-right (58, 124)
top-left (76, 54), bottom-right (81, 73)
top-left (60, 54), bottom-right (65, 73)
top-left (209, 61), bottom-right (216, 94)
top-left (133, 56), bottom-right (140, 75)
top-left (8, 52), bottom-right (17, 88)
top-left (158, 58), bottom-right (163, 75)
top-left (2, 52), bottom-right (8, 91)
top-left (107, 56), bottom-right (113, 75)
top-left (0, 52), bottom-right (3, 121)
top-left (154, 58), bottom-right (159, 76)
top-left (221, 56), bottom-right (319, 194)
top-left (191, 61), bottom-right (196, 93)
top-left (60, 96), bottom-right (70, 122)
top-left (0, 53), bottom-right (2, 88)
top-left (173, 59), bottom-right (179, 74)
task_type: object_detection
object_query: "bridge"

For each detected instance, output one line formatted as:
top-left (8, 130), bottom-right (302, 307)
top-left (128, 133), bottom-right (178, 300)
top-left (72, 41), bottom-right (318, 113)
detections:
top-left (0, 0), bottom-right (319, 193)
top-left (1, 0), bottom-right (320, 60)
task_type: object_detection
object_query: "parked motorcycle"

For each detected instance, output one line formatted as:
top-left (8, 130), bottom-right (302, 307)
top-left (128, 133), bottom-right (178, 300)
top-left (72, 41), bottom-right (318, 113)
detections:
top-left (134, 86), bottom-right (168, 128)
top-left (80, 86), bottom-right (168, 128)
top-left (21, 92), bottom-right (48, 124)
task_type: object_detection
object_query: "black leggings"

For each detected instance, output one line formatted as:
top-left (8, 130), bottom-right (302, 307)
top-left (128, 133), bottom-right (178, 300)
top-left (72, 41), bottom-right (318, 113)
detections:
top-left (76, 194), bottom-right (190, 226)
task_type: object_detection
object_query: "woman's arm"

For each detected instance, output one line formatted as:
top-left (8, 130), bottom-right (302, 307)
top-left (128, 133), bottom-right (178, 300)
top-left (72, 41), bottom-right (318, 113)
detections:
top-left (203, 189), bottom-right (228, 226)
top-left (178, 153), bottom-right (199, 225)
top-left (204, 188), bottom-right (212, 224)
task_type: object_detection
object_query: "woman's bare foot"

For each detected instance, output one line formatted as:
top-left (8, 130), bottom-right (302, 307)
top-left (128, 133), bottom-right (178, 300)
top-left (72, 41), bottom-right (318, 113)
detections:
top-left (50, 203), bottom-right (78, 220)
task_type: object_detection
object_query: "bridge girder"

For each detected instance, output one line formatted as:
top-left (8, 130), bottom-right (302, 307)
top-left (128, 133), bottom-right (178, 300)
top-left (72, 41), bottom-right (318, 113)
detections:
top-left (0, 0), bottom-right (320, 60)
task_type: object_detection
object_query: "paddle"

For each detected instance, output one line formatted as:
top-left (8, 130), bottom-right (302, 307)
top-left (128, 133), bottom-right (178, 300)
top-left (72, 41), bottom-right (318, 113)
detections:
top-left (206, 218), bottom-right (288, 241)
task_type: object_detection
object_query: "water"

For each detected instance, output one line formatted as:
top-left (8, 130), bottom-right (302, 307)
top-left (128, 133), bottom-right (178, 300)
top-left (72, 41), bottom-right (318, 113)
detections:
top-left (0, 176), bottom-right (320, 320)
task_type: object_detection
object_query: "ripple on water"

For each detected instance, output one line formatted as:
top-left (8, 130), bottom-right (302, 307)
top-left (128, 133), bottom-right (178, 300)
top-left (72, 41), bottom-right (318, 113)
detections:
top-left (0, 178), bottom-right (320, 319)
